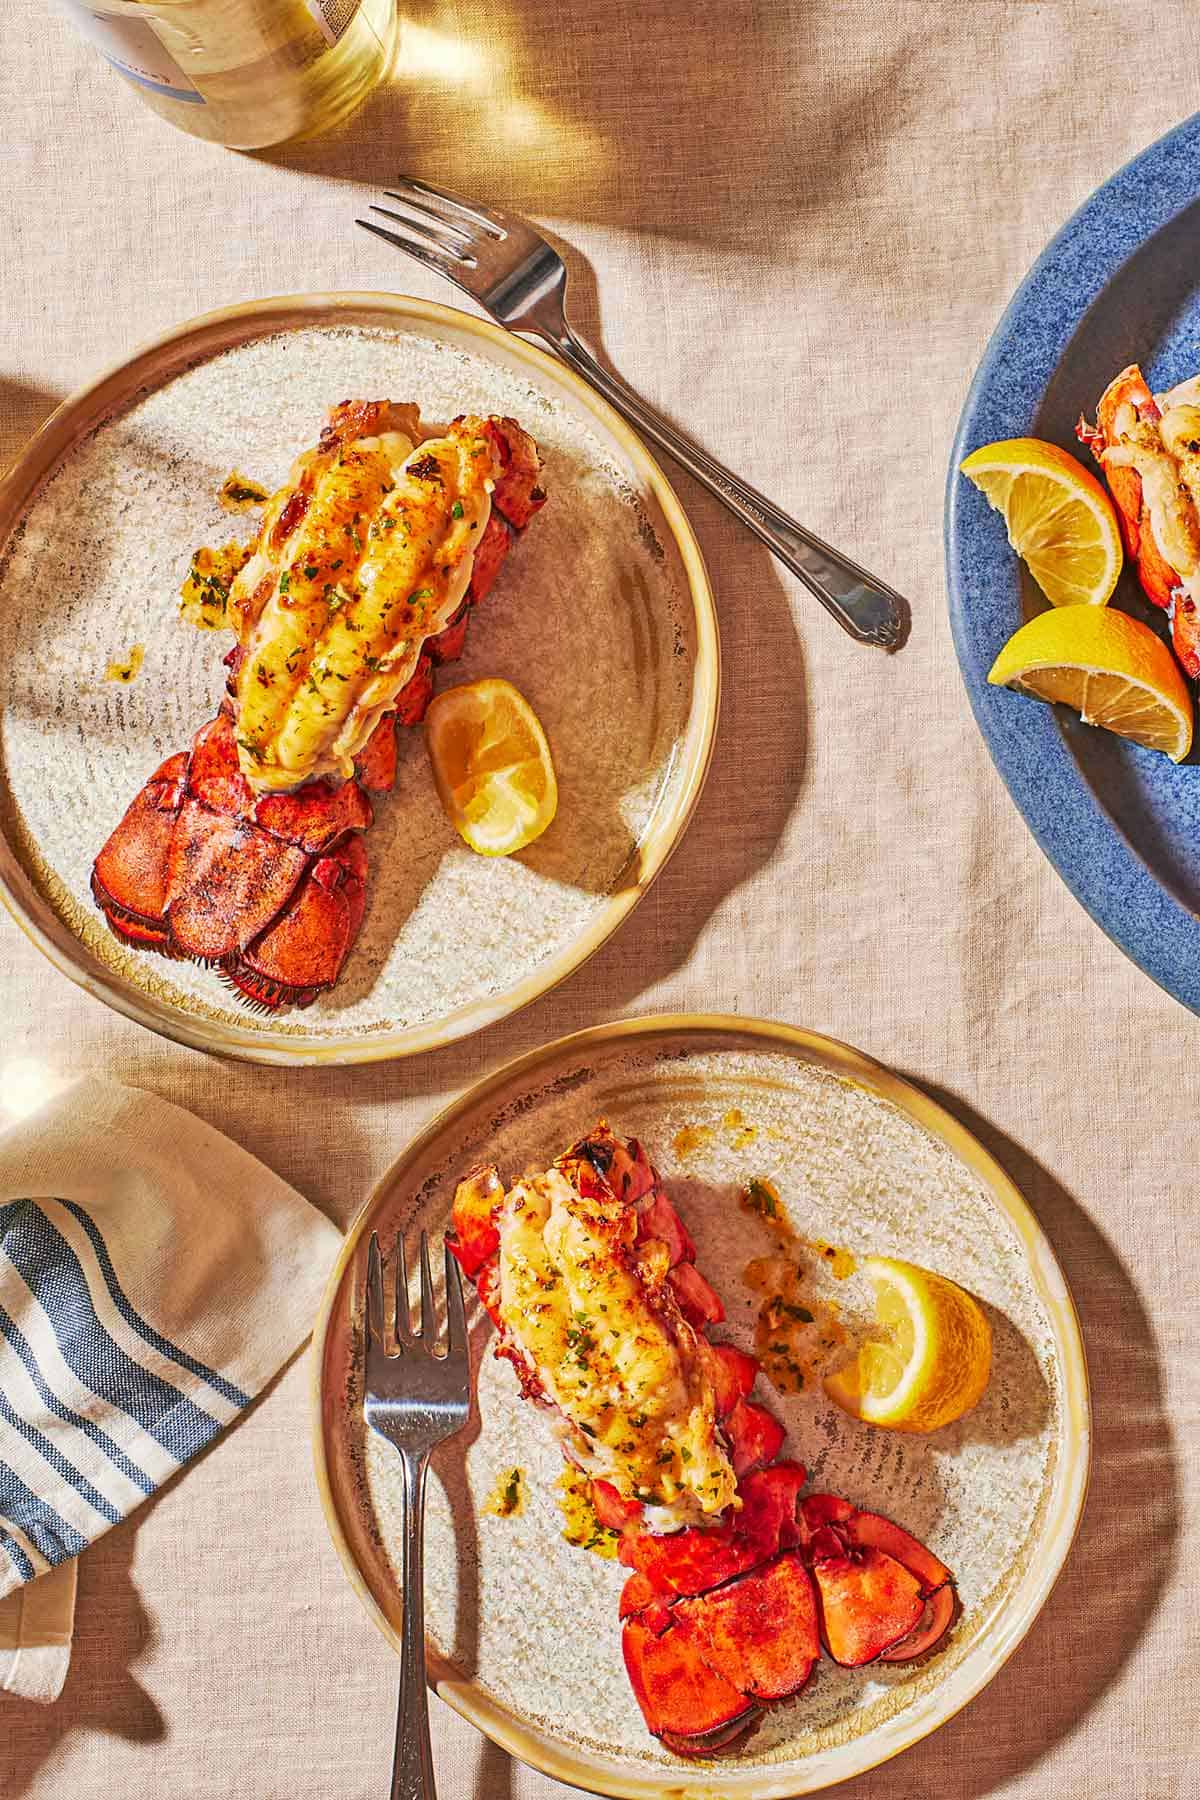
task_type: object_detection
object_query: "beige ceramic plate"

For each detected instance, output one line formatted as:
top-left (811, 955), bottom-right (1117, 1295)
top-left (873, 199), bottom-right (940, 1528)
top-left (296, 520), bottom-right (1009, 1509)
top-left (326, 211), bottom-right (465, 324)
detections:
top-left (0, 295), bottom-right (716, 1064)
top-left (314, 1015), bottom-right (1090, 1797)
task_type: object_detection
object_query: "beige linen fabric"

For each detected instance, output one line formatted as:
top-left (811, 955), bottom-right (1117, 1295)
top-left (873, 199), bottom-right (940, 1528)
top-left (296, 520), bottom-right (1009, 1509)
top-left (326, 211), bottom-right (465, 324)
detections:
top-left (0, 1077), bottom-right (342, 1696)
top-left (0, 1563), bottom-right (76, 1705)
top-left (1, 0), bottom-right (1197, 1793)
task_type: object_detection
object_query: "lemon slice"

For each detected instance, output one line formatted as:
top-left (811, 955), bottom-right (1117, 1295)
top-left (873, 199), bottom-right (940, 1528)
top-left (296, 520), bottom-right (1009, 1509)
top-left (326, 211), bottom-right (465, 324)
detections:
top-left (961, 437), bottom-right (1123, 606)
top-left (988, 603), bottom-right (1192, 762)
top-left (425, 677), bottom-right (558, 855)
top-left (824, 1256), bottom-right (992, 1433)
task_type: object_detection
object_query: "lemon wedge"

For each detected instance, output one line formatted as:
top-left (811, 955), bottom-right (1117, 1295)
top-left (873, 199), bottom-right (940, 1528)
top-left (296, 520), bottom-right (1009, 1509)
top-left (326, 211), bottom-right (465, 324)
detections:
top-left (823, 1256), bottom-right (992, 1433)
top-left (988, 603), bottom-right (1192, 762)
top-left (425, 677), bottom-right (558, 855)
top-left (961, 437), bottom-right (1123, 606)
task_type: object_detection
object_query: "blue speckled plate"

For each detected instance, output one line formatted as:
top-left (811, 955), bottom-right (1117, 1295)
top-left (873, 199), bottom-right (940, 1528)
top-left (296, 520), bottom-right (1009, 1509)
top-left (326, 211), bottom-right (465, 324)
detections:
top-left (947, 112), bottom-right (1200, 1012)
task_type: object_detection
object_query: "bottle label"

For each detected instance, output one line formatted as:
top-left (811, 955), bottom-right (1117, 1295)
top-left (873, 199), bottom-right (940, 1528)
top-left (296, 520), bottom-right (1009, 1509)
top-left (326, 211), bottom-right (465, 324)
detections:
top-left (305, 0), bottom-right (363, 46)
top-left (58, 4), bottom-right (206, 104)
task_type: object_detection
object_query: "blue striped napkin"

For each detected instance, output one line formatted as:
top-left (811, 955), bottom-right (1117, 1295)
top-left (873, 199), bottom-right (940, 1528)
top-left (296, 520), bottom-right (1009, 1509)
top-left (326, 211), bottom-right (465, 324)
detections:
top-left (0, 1076), bottom-right (339, 1699)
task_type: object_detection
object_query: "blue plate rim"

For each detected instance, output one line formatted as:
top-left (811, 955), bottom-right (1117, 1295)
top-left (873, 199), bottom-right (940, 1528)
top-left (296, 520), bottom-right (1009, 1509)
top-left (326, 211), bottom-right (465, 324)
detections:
top-left (946, 110), bottom-right (1200, 1014)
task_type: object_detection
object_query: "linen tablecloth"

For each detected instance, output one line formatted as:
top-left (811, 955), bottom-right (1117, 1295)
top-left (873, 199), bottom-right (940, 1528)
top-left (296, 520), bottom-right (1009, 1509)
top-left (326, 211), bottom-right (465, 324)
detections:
top-left (2, 2), bottom-right (1197, 1794)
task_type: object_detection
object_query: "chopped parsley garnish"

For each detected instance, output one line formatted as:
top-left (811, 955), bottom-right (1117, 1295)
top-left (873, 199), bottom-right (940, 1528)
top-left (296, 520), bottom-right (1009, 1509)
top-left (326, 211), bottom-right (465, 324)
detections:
top-left (452, 500), bottom-right (464, 520)
top-left (237, 736), bottom-right (265, 763)
top-left (491, 1468), bottom-right (523, 1516)
top-left (278, 571), bottom-right (291, 594)
top-left (742, 1177), bottom-right (783, 1220)
top-left (409, 587), bottom-right (434, 603)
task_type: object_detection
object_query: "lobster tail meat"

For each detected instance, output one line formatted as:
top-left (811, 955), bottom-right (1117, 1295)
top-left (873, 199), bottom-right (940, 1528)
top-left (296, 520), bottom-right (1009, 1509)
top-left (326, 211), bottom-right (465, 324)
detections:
top-left (450, 1125), bottom-right (956, 1756)
top-left (1078, 363), bottom-right (1200, 676)
top-left (91, 400), bottom-right (546, 1009)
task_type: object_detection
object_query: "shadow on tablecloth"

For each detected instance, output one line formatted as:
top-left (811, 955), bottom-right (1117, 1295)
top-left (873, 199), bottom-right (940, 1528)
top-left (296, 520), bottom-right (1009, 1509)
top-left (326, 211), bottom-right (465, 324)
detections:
top-left (1, 1530), bottom-right (164, 1800)
top-left (820, 1080), bottom-right (1180, 1800)
top-left (260, 0), bottom-right (911, 257)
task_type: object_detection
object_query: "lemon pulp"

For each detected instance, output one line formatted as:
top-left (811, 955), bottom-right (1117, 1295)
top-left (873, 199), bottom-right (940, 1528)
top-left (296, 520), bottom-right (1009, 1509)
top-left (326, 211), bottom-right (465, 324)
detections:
top-left (961, 436), bottom-right (1123, 607)
top-left (987, 602), bottom-right (1193, 762)
top-left (824, 1256), bottom-right (992, 1434)
top-left (425, 677), bottom-right (558, 855)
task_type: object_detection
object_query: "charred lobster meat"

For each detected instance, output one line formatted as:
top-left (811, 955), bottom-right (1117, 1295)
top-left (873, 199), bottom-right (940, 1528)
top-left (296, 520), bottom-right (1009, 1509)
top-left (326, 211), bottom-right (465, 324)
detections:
top-left (449, 1124), bottom-right (956, 1757)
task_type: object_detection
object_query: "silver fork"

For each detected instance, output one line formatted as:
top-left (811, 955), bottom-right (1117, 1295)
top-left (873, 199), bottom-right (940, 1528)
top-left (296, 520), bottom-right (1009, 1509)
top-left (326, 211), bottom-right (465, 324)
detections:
top-left (364, 1230), bottom-right (471, 1800)
top-left (358, 179), bottom-right (907, 649)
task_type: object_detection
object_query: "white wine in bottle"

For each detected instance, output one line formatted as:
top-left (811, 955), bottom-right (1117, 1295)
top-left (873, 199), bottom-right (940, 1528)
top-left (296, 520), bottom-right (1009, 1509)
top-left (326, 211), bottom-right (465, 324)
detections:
top-left (56, 0), bottom-right (397, 148)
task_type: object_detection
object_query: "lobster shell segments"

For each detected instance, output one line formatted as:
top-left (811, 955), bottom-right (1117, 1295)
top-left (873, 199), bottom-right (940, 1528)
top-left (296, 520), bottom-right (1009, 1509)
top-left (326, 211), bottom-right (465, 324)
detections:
top-left (2, 300), bottom-right (718, 1060)
top-left (89, 408), bottom-right (545, 1012)
top-left (448, 1125), bottom-right (958, 1758)
top-left (316, 1018), bottom-right (1088, 1791)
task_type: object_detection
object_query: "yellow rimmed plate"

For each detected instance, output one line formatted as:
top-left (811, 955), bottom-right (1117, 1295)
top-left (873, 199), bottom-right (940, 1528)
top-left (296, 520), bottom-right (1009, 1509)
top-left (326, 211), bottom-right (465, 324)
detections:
top-left (313, 1015), bottom-right (1090, 1796)
top-left (0, 295), bottom-right (717, 1064)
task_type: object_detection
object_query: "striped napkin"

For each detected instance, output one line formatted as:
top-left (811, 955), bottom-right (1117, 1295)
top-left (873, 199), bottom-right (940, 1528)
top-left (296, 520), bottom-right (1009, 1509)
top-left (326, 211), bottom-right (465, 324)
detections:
top-left (0, 1076), bottom-right (339, 1701)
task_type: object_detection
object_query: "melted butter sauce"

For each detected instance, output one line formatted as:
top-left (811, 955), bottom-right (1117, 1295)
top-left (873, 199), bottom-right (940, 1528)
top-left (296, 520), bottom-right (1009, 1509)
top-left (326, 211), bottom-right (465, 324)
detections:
top-left (668, 1108), bottom-right (858, 1398)
top-left (104, 643), bottom-right (144, 683)
top-left (484, 1466), bottom-right (526, 1518)
top-left (555, 1466), bottom-right (620, 1558)
top-left (673, 1124), bottom-right (714, 1158)
top-left (735, 1161), bottom-right (855, 1395)
top-left (179, 542), bottom-right (251, 631)
top-left (722, 1105), bottom-right (759, 1149)
top-left (218, 470), bottom-right (271, 513)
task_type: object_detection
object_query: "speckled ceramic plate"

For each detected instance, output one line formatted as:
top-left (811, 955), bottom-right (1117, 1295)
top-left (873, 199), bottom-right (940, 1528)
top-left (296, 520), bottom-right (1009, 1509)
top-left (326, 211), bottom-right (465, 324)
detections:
top-left (0, 295), bottom-right (716, 1063)
top-left (948, 113), bottom-right (1200, 1014)
top-left (314, 1016), bottom-right (1090, 1797)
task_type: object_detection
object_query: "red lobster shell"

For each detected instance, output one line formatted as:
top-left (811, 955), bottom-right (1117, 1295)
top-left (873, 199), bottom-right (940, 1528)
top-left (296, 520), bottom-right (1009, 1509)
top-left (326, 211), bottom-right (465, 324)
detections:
top-left (90, 412), bottom-right (545, 1010)
top-left (449, 1124), bottom-right (956, 1756)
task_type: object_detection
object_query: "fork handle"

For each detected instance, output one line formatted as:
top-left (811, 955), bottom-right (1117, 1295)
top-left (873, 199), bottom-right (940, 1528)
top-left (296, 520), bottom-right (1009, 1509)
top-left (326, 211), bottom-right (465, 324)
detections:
top-left (540, 323), bottom-right (906, 649)
top-left (391, 1448), bottom-right (437, 1800)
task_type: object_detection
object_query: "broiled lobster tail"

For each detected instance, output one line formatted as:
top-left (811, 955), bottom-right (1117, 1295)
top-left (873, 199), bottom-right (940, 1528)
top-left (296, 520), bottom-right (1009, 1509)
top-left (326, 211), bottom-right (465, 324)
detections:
top-left (91, 408), bottom-right (545, 1010)
top-left (448, 1124), bottom-right (956, 1758)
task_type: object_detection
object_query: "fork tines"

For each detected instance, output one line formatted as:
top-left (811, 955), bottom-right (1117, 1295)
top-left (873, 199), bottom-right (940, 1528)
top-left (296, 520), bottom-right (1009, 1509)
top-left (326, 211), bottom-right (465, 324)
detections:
top-left (385, 177), bottom-right (508, 239)
top-left (356, 175), bottom-right (516, 277)
top-left (364, 1228), bottom-right (466, 1359)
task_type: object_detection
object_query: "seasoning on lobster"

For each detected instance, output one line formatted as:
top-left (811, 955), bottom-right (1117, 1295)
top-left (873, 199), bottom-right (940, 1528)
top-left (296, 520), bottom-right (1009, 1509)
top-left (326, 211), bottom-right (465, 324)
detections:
top-left (1077, 364), bottom-right (1200, 676)
top-left (448, 1123), bottom-right (956, 1757)
top-left (91, 401), bottom-right (545, 1009)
